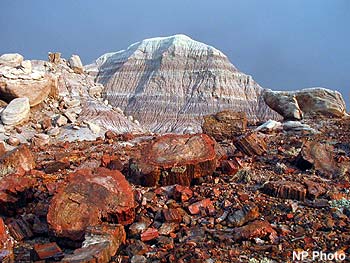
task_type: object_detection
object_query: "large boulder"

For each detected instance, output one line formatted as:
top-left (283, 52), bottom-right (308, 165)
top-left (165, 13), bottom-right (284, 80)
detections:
top-left (47, 168), bottom-right (135, 241)
top-left (263, 88), bottom-right (347, 120)
top-left (128, 134), bottom-right (218, 186)
top-left (0, 74), bottom-right (57, 107)
top-left (0, 53), bottom-right (23, 67)
top-left (202, 110), bottom-right (247, 141)
top-left (1, 97), bottom-right (30, 126)
top-left (263, 90), bottom-right (302, 120)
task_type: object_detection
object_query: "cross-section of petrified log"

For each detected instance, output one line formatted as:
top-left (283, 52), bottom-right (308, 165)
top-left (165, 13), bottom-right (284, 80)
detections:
top-left (129, 134), bottom-right (218, 187)
top-left (261, 180), bottom-right (307, 201)
top-left (47, 168), bottom-right (134, 242)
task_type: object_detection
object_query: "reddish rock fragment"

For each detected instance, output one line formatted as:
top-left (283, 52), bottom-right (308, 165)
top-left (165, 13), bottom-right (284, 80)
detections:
top-left (0, 174), bottom-right (38, 215)
top-left (295, 141), bottom-right (340, 177)
top-left (262, 180), bottom-right (307, 201)
top-left (221, 160), bottom-right (239, 175)
top-left (188, 198), bottom-right (215, 215)
top-left (0, 144), bottom-right (35, 177)
top-left (202, 110), bottom-right (247, 141)
top-left (5, 218), bottom-right (33, 241)
top-left (125, 239), bottom-right (149, 257)
top-left (43, 160), bottom-right (70, 174)
top-left (141, 228), bottom-right (159, 242)
top-left (61, 224), bottom-right (125, 263)
top-left (105, 130), bottom-right (117, 140)
top-left (234, 133), bottom-right (267, 156)
top-left (304, 179), bottom-right (326, 199)
top-left (131, 134), bottom-right (218, 186)
top-left (173, 185), bottom-right (193, 202)
top-left (47, 168), bottom-right (135, 241)
top-left (0, 217), bottom-right (14, 263)
top-left (32, 242), bottom-right (64, 261)
top-left (233, 220), bottom-right (277, 242)
top-left (162, 208), bottom-right (182, 223)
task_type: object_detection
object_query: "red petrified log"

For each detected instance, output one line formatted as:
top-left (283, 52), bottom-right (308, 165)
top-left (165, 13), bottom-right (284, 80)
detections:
top-left (130, 134), bottom-right (218, 187)
top-left (47, 168), bottom-right (135, 241)
top-left (234, 133), bottom-right (267, 156)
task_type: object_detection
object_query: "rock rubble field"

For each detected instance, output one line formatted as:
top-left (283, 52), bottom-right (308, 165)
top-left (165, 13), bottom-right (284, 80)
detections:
top-left (0, 35), bottom-right (349, 263)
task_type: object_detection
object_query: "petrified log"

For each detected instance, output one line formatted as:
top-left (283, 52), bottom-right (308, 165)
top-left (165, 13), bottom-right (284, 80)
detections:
top-left (129, 134), bottom-right (218, 186)
top-left (47, 168), bottom-right (134, 242)
top-left (234, 133), bottom-right (267, 156)
top-left (202, 110), bottom-right (247, 141)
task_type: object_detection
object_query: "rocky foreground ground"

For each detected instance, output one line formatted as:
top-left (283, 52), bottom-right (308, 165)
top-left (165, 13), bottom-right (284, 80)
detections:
top-left (0, 112), bottom-right (350, 262)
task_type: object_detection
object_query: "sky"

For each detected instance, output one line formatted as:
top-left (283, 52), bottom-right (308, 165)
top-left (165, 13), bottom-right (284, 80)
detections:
top-left (1, 0), bottom-right (349, 107)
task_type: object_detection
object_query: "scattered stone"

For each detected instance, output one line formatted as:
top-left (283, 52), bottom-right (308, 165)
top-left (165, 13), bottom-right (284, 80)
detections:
top-left (0, 144), bottom-right (35, 178)
top-left (188, 198), bottom-right (215, 215)
top-left (304, 179), bottom-right (326, 199)
top-left (31, 133), bottom-right (50, 147)
top-left (6, 217), bottom-right (33, 241)
top-left (141, 228), bottom-right (159, 242)
top-left (41, 118), bottom-right (52, 130)
top-left (202, 110), bottom-right (247, 141)
top-left (233, 220), bottom-right (277, 242)
top-left (234, 133), bottom-right (267, 156)
top-left (64, 111), bottom-right (77, 123)
top-left (47, 168), bottom-right (135, 241)
top-left (129, 134), bottom-right (218, 186)
top-left (0, 141), bottom-right (6, 157)
top-left (1, 97), bottom-right (30, 126)
top-left (172, 185), bottom-right (193, 202)
top-left (0, 53), bottom-right (23, 67)
top-left (7, 137), bottom-right (20, 146)
top-left (47, 127), bottom-right (60, 136)
top-left (68, 55), bottom-right (84, 74)
top-left (162, 208), bottom-right (183, 223)
top-left (262, 180), bottom-right (307, 201)
top-left (55, 115), bottom-right (68, 127)
top-left (228, 202), bottom-right (260, 227)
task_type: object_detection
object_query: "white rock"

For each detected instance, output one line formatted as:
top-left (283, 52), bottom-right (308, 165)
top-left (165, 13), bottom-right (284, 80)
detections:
top-left (68, 55), bottom-right (84, 74)
top-left (86, 121), bottom-right (101, 134)
top-left (0, 53), bottom-right (23, 67)
top-left (1, 97), bottom-right (30, 126)
top-left (255, 119), bottom-right (282, 132)
top-left (128, 115), bottom-right (134, 122)
top-left (88, 85), bottom-right (103, 97)
top-left (0, 124), bottom-right (5, 133)
top-left (47, 127), bottom-right (60, 136)
top-left (21, 60), bottom-right (32, 74)
top-left (64, 111), bottom-right (77, 123)
top-left (134, 119), bottom-right (140, 126)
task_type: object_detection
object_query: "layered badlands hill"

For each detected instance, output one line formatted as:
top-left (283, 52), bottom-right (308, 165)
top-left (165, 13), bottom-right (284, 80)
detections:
top-left (86, 34), bottom-right (279, 133)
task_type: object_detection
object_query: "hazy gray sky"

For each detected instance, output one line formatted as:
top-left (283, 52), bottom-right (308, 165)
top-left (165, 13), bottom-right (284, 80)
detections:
top-left (1, 0), bottom-right (349, 107)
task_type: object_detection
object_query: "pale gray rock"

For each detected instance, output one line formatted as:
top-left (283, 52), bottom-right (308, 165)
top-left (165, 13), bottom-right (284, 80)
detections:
top-left (68, 54), bottom-right (84, 74)
top-left (21, 60), bottom-right (32, 74)
top-left (283, 121), bottom-right (319, 134)
top-left (86, 34), bottom-right (278, 133)
top-left (1, 97), bottom-right (30, 125)
top-left (55, 115), bottom-right (68, 127)
top-left (264, 87), bottom-right (347, 120)
top-left (263, 89), bottom-right (302, 120)
top-left (0, 53), bottom-right (23, 67)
